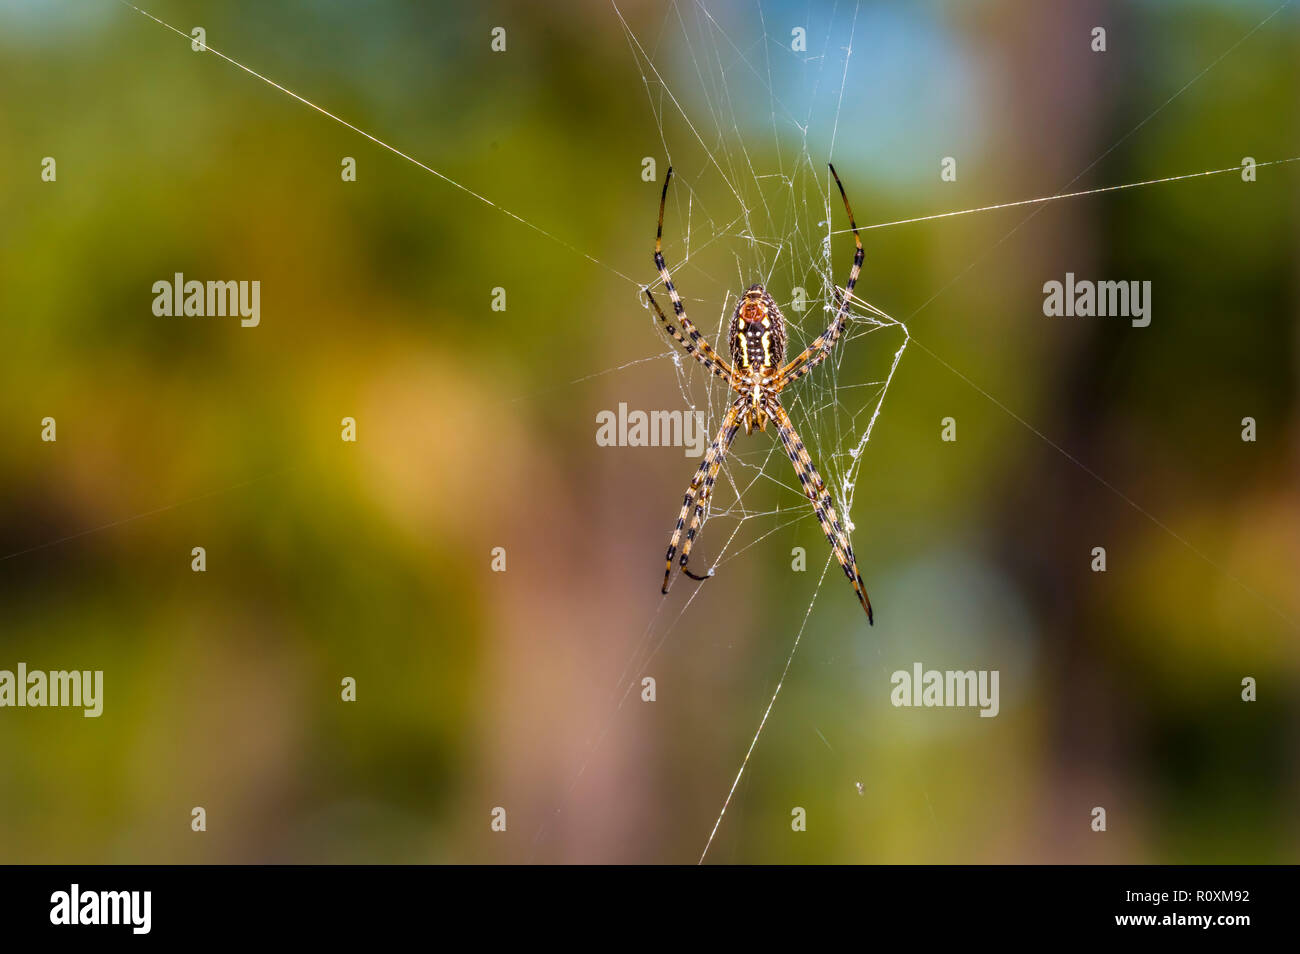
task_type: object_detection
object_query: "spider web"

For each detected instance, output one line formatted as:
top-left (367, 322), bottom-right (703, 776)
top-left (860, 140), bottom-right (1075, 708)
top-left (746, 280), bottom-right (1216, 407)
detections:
top-left (649, 163), bottom-right (908, 581)
top-left (613, 1), bottom-right (912, 861)
top-left (625, 3), bottom-right (909, 599)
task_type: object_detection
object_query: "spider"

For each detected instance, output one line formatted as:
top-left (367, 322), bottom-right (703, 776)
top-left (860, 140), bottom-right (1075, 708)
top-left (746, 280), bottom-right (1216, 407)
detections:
top-left (644, 163), bottom-right (874, 624)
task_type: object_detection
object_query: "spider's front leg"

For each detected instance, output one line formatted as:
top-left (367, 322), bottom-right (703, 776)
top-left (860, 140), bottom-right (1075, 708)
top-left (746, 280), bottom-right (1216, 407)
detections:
top-left (771, 402), bottom-right (874, 624)
top-left (778, 163), bottom-right (864, 389)
top-left (645, 289), bottom-right (736, 387)
top-left (662, 401), bottom-right (743, 594)
top-left (647, 168), bottom-right (739, 386)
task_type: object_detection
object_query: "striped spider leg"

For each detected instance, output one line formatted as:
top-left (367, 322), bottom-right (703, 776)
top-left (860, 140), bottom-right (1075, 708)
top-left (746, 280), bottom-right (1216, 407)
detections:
top-left (644, 168), bottom-right (738, 387)
top-left (644, 167), bottom-right (745, 591)
top-left (647, 164), bottom-right (874, 623)
top-left (777, 163), bottom-right (863, 389)
top-left (659, 399), bottom-right (744, 591)
top-left (770, 402), bottom-right (873, 623)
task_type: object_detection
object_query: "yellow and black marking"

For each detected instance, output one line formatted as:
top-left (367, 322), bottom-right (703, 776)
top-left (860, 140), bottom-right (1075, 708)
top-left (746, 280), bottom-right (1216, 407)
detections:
top-left (727, 284), bottom-right (786, 373)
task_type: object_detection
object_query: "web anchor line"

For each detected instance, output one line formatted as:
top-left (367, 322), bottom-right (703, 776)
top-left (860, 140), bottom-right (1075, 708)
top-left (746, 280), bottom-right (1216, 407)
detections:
top-left (848, 157), bottom-right (1300, 234)
top-left (114, 0), bottom-right (638, 286)
top-left (698, 553), bottom-right (834, 864)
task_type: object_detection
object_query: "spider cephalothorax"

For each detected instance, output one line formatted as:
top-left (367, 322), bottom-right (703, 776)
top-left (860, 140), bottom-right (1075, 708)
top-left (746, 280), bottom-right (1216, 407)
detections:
top-left (643, 164), bottom-right (875, 624)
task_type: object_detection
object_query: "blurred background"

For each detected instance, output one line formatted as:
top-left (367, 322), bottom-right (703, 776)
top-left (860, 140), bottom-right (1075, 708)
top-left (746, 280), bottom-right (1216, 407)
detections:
top-left (0, 0), bottom-right (1296, 863)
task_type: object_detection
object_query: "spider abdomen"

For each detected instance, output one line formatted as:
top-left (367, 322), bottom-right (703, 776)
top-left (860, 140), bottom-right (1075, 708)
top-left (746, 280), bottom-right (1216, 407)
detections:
top-left (728, 285), bottom-right (786, 372)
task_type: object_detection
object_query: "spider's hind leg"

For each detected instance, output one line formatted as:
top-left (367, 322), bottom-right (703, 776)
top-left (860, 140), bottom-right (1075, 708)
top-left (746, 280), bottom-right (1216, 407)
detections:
top-left (661, 403), bottom-right (742, 593)
top-left (771, 403), bottom-right (874, 625)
